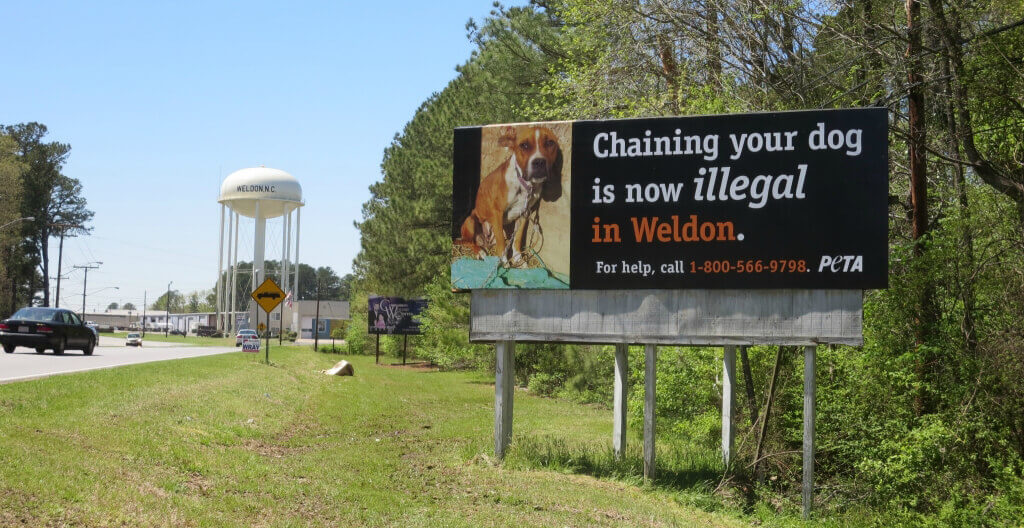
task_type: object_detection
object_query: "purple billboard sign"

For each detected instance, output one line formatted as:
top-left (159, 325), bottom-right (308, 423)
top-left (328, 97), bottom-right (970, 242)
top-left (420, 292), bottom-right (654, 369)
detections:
top-left (368, 296), bottom-right (429, 335)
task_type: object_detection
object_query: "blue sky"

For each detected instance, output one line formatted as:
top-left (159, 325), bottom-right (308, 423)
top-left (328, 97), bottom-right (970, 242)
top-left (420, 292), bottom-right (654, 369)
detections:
top-left (1, 1), bottom-right (503, 311)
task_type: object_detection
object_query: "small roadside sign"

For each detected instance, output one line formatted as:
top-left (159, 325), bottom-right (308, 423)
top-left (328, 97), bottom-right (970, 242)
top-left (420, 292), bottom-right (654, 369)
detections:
top-left (251, 277), bottom-right (286, 313)
top-left (242, 338), bottom-right (260, 353)
top-left (258, 322), bottom-right (266, 332)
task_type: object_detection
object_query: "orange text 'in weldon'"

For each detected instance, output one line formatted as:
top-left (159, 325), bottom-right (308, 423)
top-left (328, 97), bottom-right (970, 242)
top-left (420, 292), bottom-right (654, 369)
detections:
top-left (591, 215), bottom-right (739, 243)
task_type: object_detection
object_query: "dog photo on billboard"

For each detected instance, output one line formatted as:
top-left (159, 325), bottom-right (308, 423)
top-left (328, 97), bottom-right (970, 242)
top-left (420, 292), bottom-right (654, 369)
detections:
top-left (452, 122), bottom-right (571, 289)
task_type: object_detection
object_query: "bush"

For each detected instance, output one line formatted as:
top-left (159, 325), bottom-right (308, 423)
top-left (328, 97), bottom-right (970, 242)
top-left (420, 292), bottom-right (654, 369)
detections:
top-left (526, 372), bottom-right (563, 397)
top-left (344, 291), bottom-right (371, 354)
top-left (416, 274), bottom-right (490, 369)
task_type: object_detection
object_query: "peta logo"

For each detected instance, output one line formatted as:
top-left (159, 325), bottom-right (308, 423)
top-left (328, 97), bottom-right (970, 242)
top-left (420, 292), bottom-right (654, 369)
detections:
top-left (818, 255), bottom-right (863, 273)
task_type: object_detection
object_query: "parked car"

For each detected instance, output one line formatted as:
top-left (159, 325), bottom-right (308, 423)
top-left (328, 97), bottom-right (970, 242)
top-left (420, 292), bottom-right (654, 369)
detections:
top-left (240, 333), bottom-right (261, 351)
top-left (235, 329), bottom-right (258, 346)
top-left (0, 307), bottom-right (97, 355)
top-left (125, 332), bottom-right (142, 347)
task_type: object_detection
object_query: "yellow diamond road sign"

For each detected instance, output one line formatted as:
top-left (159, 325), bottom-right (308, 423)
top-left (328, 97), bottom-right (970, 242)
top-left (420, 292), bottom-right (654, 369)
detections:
top-left (251, 278), bottom-right (286, 313)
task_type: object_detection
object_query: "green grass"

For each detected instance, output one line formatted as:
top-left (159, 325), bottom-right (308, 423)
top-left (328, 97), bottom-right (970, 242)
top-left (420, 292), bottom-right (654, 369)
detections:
top-left (0, 347), bottom-right (749, 527)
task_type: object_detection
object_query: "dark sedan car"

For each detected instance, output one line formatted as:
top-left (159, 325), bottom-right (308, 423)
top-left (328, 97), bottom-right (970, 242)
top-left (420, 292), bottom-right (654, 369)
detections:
top-left (0, 307), bottom-right (97, 355)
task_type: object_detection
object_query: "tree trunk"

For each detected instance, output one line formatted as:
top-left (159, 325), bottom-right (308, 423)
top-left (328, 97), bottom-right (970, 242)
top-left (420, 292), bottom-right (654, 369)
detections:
top-left (754, 345), bottom-right (784, 481)
top-left (740, 346), bottom-right (758, 426)
top-left (940, 48), bottom-right (978, 356)
top-left (928, 0), bottom-right (1024, 238)
top-left (707, 3), bottom-right (722, 90)
top-left (907, 0), bottom-right (936, 416)
top-left (656, 33), bottom-right (680, 113)
top-left (39, 231), bottom-right (50, 307)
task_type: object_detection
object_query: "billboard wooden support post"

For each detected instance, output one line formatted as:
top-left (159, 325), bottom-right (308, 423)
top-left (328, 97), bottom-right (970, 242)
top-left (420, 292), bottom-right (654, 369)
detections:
top-left (375, 333), bottom-right (380, 364)
top-left (613, 343), bottom-right (628, 460)
top-left (722, 345), bottom-right (736, 468)
top-left (643, 344), bottom-right (657, 481)
top-left (495, 340), bottom-right (515, 459)
top-left (803, 345), bottom-right (816, 519)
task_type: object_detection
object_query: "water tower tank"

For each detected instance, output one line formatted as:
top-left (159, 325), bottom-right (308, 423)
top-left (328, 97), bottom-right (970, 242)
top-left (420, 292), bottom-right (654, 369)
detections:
top-left (218, 167), bottom-right (302, 217)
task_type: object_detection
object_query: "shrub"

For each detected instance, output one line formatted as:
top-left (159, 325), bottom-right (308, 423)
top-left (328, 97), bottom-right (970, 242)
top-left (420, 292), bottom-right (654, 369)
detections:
top-left (527, 372), bottom-right (563, 397)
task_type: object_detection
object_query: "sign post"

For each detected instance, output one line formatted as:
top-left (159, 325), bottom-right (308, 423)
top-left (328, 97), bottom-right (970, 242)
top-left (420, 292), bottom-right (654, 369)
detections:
top-left (251, 277), bottom-right (285, 364)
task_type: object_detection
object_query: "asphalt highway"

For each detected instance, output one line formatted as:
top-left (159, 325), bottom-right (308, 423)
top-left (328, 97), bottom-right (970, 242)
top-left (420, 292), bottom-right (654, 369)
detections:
top-left (0, 335), bottom-right (237, 384)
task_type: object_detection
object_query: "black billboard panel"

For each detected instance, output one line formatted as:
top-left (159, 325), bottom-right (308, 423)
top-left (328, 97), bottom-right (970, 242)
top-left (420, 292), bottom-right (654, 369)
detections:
top-left (452, 108), bottom-right (888, 290)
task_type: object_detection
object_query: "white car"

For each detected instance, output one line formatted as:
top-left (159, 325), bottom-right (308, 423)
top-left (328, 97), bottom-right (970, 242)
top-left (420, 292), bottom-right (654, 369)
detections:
top-left (125, 333), bottom-right (142, 347)
top-left (235, 329), bottom-right (258, 346)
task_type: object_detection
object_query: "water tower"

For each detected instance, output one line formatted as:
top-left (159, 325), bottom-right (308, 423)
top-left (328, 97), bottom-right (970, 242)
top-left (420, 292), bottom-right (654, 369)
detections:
top-left (216, 167), bottom-right (303, 335)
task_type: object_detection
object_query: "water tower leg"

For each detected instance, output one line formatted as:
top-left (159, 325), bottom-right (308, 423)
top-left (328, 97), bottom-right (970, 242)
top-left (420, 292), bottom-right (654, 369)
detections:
top-left (294, 207), bottom-right (301, 298)
top-left (281, 213), bottom-right (288, 291)
top-left (224, 207), bottom-right (234, 331)
top-left (283, 211), bottom-right (291, 294)
top-left (253, 200), bottom-right (265, 325)
top-left (230, 212), bottom-right (239, 335)
top-left (216, 204), bottom-right (225, 332)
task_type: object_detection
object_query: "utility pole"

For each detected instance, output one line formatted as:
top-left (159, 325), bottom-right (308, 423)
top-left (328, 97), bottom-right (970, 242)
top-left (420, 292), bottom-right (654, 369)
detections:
top-left (50, 223), bottom-right (81, 308)
top-left (142, 291), bottom-right (147, 337)
top-left (73, 262), bottom-right (101, 318)
top-left (313, 278), bottom-right (321, 351)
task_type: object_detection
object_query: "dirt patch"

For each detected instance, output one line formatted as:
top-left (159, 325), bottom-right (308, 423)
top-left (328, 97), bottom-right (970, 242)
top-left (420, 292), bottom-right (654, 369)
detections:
top-left (183, 472), bottom-right (212, 496)
top-left (0, 489), bottom-right (42, 526)
top-left (241, 438), bottom-right (313, 458)
top-left (138, 480), bottom-right (169, 499)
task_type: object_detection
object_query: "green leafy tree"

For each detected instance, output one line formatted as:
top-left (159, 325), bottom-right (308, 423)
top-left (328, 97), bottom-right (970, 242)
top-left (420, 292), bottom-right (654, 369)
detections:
top-left (150, 290), bottom-right (181, 312)
top-left (213, 261), bottom-right (346, 308)
top-left (1, 122), bottom-right (93, 308)
top-left (122, 302), bottom-right (136, 311)
top-left (0, 133), bottom-right (27, 316)
top-left (107, 302), bottom-right (118, 310)
top-left (353, 3), bottom-right (564, 296)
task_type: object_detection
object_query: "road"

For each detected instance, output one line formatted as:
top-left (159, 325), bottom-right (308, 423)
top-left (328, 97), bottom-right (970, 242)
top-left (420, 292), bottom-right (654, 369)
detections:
top-left (0, 336), bottom-right (237, 384)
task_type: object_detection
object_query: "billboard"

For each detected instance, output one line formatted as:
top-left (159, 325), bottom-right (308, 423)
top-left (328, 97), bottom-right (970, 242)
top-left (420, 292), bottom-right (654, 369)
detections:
top-left (452, 108), bottom-right (888, 290)
top-left (368, 296), bottom-right (429, 335)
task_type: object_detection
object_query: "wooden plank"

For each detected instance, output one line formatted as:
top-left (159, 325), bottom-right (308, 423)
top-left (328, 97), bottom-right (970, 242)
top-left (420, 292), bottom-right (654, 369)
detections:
top-left (613, 343), bottom-right (628, 459)
top-left (644, 344), bottom-right (656, 481)
top-left (471, 289), bottom-right (862, 345)
top-left (803, 345), bottom-right (816, 519)
top-left (495, 340), bottom-right (515, 459)
top-left (722, 345), bottom-right (736, 468)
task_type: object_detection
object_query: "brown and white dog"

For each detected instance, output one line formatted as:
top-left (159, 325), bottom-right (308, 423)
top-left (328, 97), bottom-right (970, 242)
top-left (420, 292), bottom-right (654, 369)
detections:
top-left (459, 125), bottom-right (561, 267)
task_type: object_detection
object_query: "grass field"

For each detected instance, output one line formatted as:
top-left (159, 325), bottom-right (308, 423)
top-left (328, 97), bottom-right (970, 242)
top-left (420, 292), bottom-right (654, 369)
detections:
top-left (0, 346), bottom-right (760, 527)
